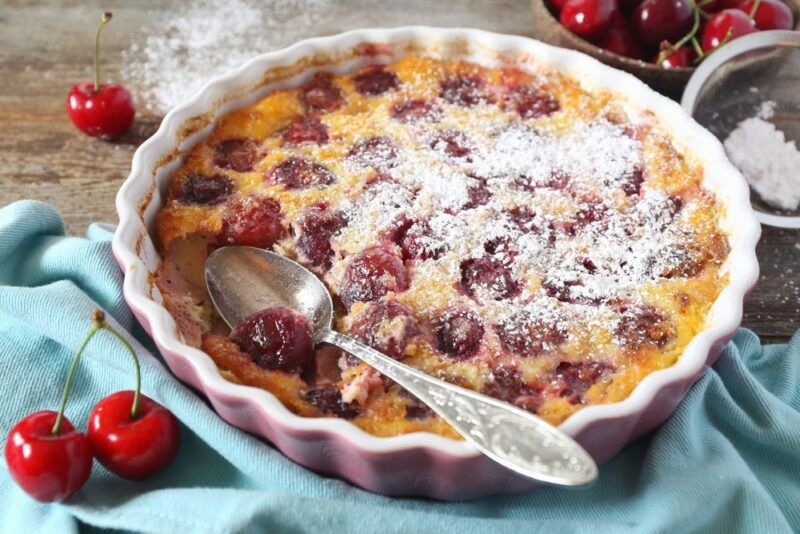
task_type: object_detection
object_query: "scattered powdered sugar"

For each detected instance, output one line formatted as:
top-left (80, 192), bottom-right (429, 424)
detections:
top-left (530, 191), bottom-right (691, 302)
top-left (756, 100), bottom-right (777, 120)
top-left (121, 0), bottom-right (528, 114)
top-left (121, 0), bottom-right (331, 113)
top-left (723, 101), bottom-right (800, 211)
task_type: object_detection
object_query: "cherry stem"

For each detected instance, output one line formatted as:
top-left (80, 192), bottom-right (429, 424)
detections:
top-left (51, 309), bottom-right (142, 436)
top-left (93, 12), bottom-right (113, 92)
top-left (691, 36), bottom-right (705, 60)
top-left (656, 3), bottom-right (702, 65)
top-left (717, 27), bottom-right (735, 49)
top-left (749, 0), bottom-right (762, 18)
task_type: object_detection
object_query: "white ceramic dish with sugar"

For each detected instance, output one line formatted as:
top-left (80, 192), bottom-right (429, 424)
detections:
top-left (113, 27), bottom-right (761, 500)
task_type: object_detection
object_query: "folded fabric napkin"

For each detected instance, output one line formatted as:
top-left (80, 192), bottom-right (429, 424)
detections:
top-left (1, 200), bottom-right (798, 533)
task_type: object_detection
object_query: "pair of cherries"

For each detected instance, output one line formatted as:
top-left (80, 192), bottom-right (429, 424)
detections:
top-left (4, 311), bottom-right (180, 502)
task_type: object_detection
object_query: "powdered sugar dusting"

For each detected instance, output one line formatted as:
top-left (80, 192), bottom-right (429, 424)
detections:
top-left (472, 121), bottom-right (642, 192)
top-left (121, 0), bottom-right (331, 113)
top-left (328, 88), bottom-right (706, 345)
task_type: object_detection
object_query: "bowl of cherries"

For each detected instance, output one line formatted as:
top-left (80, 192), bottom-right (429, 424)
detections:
top-left (531, 0), bottom-right (798, 98)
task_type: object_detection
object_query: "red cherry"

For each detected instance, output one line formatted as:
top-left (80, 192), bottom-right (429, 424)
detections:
top-left (496, 310), bottom-right (567, 355)
top-left (702, 9), bottom-right (757, 52)
top-left (347, 136), bottom-right (399, 169)
top-left (619, 0), bottom-right (643, 12)
top-left (700, 0), bottom-right (739, 12)
top-left (67, 83), bottom-right (135, 140)
top-left (213, 138), bottom-right (263, 172)
top-left (293, 206), bottom-right (347, 270)
top-left (217, 196), bottom-right (286, 249)
top-left (559, 0), bottom-right (618, 40)
top-left (399, 220), bottom-right (447, 260)
top-left (66, 13), bottom-right (134, 140)
top-left (737, 0), bottom-right (793, 29)
top-left (553, 361), bottom-right (614, 403)
top-left (433, 308), bottom-right (485, 359)
top-left (654, 45), bottom-right (698, 68)
top-left (600, 12), bottom-right (647, 59)
top-left (502, 84), bottom-right (560, 119)
top-left (439, 75), bottom-right (492, 107)
top-left (339, 247), bottom-right (408, 310)
top-left (460, 255), bottom-right (520, 301)
top-left (302, 384), bottom-right (360, 418)
top-left (230, 307), bottom-right (315, 372)
top-left (269, 156), bottom-right (336, 190)
top-left (352, 66), bottom-right (400, 95)
top-left (280, 115), bottom-right (329, 146)
top-left (615, 304), bottom-right (673, 348)
top-left (391, 98), bottom-right (442, 123)
top-left (300, 72), bottom-right (344, 113)
top-left (632, 0), bottom-right (694, 47)
top-left (482, 366), bottom-right (543, 412)
top-left (178, 173), bottom-right (233, 205)
top-left (608, 9), bottom-right (634, 29)
top-left (4, 411), bottom-right (92, 502)
top-left (348, 300), bottom-right (420, 360)
top-left (549, 0), bottom-right (570, 14)
top-left (88, 391), bottom-right (180, 480)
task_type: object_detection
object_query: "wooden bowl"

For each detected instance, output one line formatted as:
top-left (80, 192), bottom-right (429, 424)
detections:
top-left (530, 0), bottom-right (800, 100)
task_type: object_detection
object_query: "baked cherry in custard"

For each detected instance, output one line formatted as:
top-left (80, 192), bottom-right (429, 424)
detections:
top-left (340, 248), bottom-right (408, 310)
top-left (230, 307), bottom-right (314, 373)
top-left (156, 55), bottom-right (730, 438)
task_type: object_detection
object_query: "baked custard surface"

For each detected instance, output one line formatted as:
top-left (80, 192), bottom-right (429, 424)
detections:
top-left (155, 55), bottom-right (729, 438)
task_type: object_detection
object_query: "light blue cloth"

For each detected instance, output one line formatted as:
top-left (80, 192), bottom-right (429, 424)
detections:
top-left (0, 200), bottom-right (798, 533)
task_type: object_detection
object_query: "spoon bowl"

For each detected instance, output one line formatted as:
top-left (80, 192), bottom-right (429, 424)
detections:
top-left (206, 246), bottom-right (334, 343)
top-left (205, 246), bottom-right (599, 487)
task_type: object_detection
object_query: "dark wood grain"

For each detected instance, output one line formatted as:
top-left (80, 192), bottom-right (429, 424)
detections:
top-left (0, 0), bottom-right (797, 342)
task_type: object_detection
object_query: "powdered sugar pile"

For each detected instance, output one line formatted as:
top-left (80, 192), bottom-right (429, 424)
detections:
top-left (723, 101), bottom-right (800, 211)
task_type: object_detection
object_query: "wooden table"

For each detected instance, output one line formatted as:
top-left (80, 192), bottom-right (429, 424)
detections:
top-left (1, 0), bottom-right (797, 342)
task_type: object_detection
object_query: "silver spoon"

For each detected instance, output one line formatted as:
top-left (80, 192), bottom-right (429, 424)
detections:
top-left (205, 246), bottom-right (598, 486)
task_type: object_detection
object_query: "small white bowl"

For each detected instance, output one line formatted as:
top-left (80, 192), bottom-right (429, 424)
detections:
top-left (113, 27), bottom-right (761, 500)
top-left (682, 30), bottom-right (800, 229)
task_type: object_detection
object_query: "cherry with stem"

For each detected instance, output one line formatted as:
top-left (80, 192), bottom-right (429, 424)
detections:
top-left (656, 1), bottom-right (705, 65)
top-left (66, 12), bottom-right (135, 140)
top-left (84, 310), bottom-right (181, 481)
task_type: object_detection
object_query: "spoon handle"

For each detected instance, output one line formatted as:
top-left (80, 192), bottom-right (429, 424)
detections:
top-left (321, 330), bottom-right (598, 486)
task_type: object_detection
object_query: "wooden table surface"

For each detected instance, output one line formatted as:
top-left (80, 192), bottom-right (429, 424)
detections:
top-left (1, 0), bottom-right (797, 342)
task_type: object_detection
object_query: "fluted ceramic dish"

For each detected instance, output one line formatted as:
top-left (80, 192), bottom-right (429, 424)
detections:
top-left (113, 26), bottom-right (761, 500)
